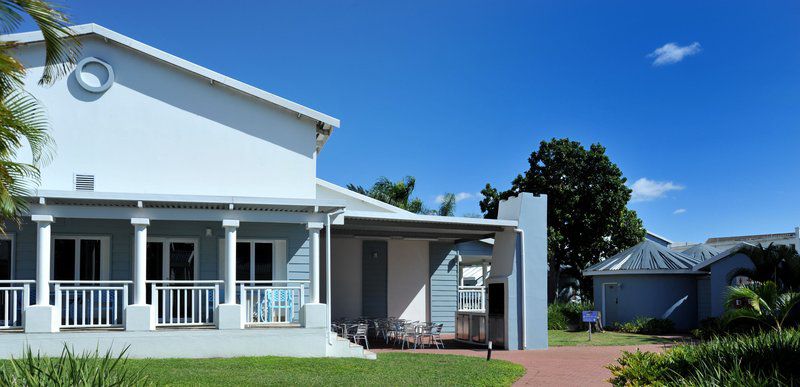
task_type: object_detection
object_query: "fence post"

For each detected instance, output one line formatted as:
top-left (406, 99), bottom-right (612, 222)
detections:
top-left (150, 283), bottom-right (158, 325)
top-left (54, 284), bottom-right (62, 328)
top-left (122, 284), bottom-right (129, 326)
top-left (213, 283), bottom-right (220, 310)
top-left (23, 283), bottom-right (30, 309)
top-left (238, 282), bottom-right (246, 323)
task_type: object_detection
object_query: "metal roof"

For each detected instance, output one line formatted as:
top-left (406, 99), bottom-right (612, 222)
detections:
top-left (680, 244), bottom-right (722, 261)
top-left (584, 239), bottom-right (702, 275)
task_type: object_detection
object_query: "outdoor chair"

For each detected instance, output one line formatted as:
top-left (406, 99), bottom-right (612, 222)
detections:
top-left (352, 323), bottom-right (369, 349)
top-left (421, 323), bottom-right (444, 349)
top-left (399, 322), bottom-right (421, 350)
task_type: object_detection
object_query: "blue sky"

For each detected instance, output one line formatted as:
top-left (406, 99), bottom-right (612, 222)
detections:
top-left (19, 1), bottom-right (800, 243)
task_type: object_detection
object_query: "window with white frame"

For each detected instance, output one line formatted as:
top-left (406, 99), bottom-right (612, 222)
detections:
top-left (52, 236), bottom-right (110, 281)
top-left (219, 239), bottom-right (287, 282)
top-left (0, 236), bottom-right (13, 280)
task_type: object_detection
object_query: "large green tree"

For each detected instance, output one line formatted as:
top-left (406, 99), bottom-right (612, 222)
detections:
top-left (348, 176), bottom-right (456, 216)
top-left (0, 0), bottom-right (78, 230)
top-left (480, 138), bottom-right (645, 301)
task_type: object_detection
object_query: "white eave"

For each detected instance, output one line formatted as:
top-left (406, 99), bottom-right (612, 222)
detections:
top-left (32, 189), bottom-right (347, 213)
top-left (343, 210), bottom-right (517, 228)
top-left (4, 23), bottom-right (340, 148)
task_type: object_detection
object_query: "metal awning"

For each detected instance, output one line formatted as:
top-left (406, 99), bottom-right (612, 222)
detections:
top-left (332, 210), bottom-right (517, 241)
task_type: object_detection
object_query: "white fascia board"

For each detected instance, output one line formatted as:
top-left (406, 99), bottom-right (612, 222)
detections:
top-left (344, 210), bottom-right (518, 228)
top-left (691, 242), bottom-right (756, 271)
top-left (316, 178), bottom-right (410, 214)
top-left (34, 189), bottom-right (347, 210)
top-left (3, 24), bottom-right (340, 130)
top-left (583, 269), bottom-right (704, 276)
top-left (646, 230), bottom-right (673, 245)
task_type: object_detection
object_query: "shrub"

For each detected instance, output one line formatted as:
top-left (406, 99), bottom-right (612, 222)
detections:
top-left (608, 329), bottom-right (800, 386)
top-left (611, 316), bottom-right (674, 335)
top-left (548, 301), bottom-right (594, 330)
top-left (691, 317), bottom-right (726, 340)
top-left (0, 345), bottom-right (148, 386)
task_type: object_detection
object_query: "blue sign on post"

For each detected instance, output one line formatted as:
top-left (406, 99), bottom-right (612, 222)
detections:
top-left (583, 311), bottom-right (599, 341)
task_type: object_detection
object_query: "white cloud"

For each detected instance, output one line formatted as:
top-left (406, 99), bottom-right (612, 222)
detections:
top-left (648, 42), bottom-right (701, 66)
top-left (630, 178), bottom-right (684, 202)
top-left (673, 208), bottom-right (687, 215)
top-left (435, 192), bottom-right (473, 203)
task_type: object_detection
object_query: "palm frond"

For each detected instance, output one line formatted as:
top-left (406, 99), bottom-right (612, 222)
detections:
top-left (437, 192), bottom-right (456, 216)
top-left (2, 0), bottom-right (80, 85)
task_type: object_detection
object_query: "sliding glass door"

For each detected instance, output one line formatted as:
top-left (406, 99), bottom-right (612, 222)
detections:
top-left (146, 238), bottom-right (198, 322)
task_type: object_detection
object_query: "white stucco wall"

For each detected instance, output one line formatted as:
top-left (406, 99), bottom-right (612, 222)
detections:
top-left (14, 36), bottom-right (317, 198)
top-left (387, 240), bottom-right (428, 322)
top-left (329, 237), bottom-right (362, 319)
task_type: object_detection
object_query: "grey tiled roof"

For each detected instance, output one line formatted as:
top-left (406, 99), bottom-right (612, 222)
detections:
top-left (680, 244), bottom-right (722, 261)
top-left (585, 239), bottom-right (701, 272)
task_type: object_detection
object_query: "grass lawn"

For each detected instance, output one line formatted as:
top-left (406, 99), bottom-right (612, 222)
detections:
top-left (548, 329), bottom-right (677, 347)
top-left (132, 353), bottom-right (525, 386)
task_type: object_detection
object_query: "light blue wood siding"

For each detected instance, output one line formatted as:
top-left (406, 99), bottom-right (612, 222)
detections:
top-left (9, 219), bottom-right (310, 303)
top-left (429, 242), bottom-right (458, 333)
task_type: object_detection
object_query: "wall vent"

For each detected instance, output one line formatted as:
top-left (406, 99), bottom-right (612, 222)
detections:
top-left (74, 174), bottom-right (95, 191)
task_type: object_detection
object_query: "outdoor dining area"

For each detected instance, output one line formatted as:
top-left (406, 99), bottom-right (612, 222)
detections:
top-left (331, 318), bottom-right (445, 350)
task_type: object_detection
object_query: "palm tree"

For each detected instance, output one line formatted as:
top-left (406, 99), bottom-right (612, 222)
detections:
top-left (434, 192), bottom-right (456, 216)
top-left (723, 281), bottom-right (800, 332)
top-left (347, 176), bottom-right (426, 214)
top-left (731, 243), bottom-right (800, 291)
top-left (0, 0), bottom-right (79, 231)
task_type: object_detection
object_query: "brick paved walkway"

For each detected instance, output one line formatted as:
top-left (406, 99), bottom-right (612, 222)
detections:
top-left (373, 340), bottom-right (667, 386)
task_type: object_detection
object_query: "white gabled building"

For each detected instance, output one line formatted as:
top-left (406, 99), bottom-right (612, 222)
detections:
top-left (0, 24), bottom-right (548, 358)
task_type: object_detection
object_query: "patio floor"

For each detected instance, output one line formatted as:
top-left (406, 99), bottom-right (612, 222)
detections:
top-left (370, 337), bottom-right (668, 386)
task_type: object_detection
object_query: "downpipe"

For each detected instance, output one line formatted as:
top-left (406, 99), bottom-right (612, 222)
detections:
top-left (515, 228), bottom-right (527, 350)
top-left (326, 209), bottom-right (345, 346)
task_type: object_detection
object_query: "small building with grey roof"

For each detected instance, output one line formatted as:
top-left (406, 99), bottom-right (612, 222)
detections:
top-left (584, 239), bottom-right (704, 330)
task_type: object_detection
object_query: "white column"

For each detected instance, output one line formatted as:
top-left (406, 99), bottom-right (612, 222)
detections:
top-left (26, 215), bottom-right (59, 333)
top-left (482, 260), bottom-right (489, 286)
top-left (307, 222), bottom-right (324, 304)
top-left (131, 218), bottom-right (150, 305)
top-left (223, 219), bottom-right (239, 304)
top-left (32, 215), bottom-right (54, 306)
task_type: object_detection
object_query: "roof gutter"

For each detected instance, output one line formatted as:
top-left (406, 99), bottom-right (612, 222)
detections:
top-left (515, 228), bottom-right (527, 350)
top-left (325, 208), bottom-right (345, 346)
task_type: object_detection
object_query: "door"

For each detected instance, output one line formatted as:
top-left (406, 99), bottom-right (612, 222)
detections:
top-left (52, 237), bottom-right (108, 281)
top-left (361, 240), bottom-right (387, 318)
top-left (147, 239), bottom-right (198, 322)
top-left (0, 238), bottom-right (13, 326)
top-left (604, 283), bottom-right (620, 326)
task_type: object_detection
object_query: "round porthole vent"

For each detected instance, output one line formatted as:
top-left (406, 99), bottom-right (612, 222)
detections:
top-left (75, 57), bottom-right (115, 93)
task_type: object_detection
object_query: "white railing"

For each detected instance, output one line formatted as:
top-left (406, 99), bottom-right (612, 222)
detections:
top-left (54, 281), bottom-right (130, 328)
top-left (149, 280), bottom-right (221, 327)
top-left (0, 280), bottom-right (32, 330)
top-left (458, 286), bottom-right (486, 312)
top-left (237, 281), bottom-right (307, 325)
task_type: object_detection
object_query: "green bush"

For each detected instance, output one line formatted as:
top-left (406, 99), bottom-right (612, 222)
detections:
top-left (0, 345), bottom-right (148, 386)
top-left (548, 301), bottom-right (594, 330)
top-left (608, 329), bottom-right (800, 386)
top-left (611, 316), bottom-right (674, 335)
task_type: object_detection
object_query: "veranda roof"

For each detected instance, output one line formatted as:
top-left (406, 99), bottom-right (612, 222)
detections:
top-left (583, 239), bottom-right (703, 276)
